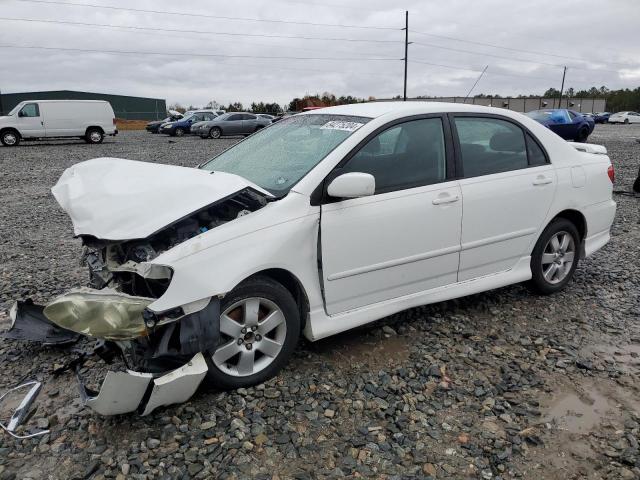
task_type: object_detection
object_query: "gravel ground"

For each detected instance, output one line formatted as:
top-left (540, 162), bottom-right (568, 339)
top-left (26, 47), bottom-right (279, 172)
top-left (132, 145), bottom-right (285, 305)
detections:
top-left (0, 126), bottom-right (639, 480)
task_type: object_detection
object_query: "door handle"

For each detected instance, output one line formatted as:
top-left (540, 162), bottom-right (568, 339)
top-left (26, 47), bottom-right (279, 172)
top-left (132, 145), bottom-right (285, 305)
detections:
top-left (533, 176), bottom-right (552, 186)
top-left (432, 194), bottom-right (460, 205)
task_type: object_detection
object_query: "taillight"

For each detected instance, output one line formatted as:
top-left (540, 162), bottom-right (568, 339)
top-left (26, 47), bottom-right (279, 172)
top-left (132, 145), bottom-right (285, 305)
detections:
top-left (113, 118), bottom-right (117, 125)
top-left (607, 165), bottom-right (615, 183)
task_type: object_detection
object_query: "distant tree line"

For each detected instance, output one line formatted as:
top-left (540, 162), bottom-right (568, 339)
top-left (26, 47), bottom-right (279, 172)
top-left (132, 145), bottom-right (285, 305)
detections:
top-left (168, 86), bottom-right (640, 114)
top-left (456, 86), bottom-right (640, 112)
top-left (543, 86), bottom-right (640, 112)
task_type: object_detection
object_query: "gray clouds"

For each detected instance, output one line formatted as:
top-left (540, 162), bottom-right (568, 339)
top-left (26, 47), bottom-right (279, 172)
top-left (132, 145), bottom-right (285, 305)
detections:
top-left (1, 0), bottom-right (639, 107)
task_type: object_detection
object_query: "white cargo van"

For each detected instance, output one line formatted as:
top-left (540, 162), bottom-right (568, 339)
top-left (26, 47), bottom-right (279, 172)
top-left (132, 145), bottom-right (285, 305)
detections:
top-left (0, 100), bottom-right (118, 146)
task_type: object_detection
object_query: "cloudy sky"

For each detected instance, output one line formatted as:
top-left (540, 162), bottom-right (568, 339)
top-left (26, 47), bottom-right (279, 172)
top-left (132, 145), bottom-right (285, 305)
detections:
top-left (1, 0), bottom-right (639, 108)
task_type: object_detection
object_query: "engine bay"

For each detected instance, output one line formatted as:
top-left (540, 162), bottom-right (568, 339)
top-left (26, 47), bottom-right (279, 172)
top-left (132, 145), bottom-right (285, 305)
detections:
top-left (80, 188), bottom-right (268, 298)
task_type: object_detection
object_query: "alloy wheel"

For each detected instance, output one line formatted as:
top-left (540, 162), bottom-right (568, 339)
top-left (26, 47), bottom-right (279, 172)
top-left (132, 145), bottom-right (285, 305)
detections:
top-left (212, 297), bottom-right (287, 377)
top-left (541, 231), bottom-right (576, 284)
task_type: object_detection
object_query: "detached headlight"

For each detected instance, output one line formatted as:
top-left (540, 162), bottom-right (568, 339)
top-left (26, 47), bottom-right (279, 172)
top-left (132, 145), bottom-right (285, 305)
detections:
top-left (43, 288), bottom-right (153, 340)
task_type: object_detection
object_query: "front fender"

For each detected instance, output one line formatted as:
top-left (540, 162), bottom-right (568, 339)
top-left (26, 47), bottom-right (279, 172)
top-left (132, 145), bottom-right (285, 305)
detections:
top-left (147, 209), bottom-right (323, 314)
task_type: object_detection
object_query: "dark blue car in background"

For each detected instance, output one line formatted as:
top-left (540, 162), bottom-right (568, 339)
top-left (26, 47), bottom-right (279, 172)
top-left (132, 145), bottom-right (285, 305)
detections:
top-left (159, 110), bottom-right (218, 136)
top-left (526, 109), bottom-right (595, 142)
top-left (593, 112), bottom-right (611, 124)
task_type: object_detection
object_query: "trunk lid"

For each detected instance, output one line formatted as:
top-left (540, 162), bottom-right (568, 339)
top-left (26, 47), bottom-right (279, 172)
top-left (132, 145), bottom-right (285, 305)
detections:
top-left (567, 142), bottom-right (607, 155)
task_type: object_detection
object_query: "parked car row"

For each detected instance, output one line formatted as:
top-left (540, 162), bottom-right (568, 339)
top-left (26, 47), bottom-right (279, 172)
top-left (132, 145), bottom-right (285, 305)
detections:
top-left (158, 110), bottom-right (219, 136)
top-left (146, 110), bottom-right (276, 138)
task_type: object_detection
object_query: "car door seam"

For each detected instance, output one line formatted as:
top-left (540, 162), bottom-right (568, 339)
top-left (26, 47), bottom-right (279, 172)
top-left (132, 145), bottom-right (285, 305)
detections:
top-left (326, 244), bottom-right (462, 281)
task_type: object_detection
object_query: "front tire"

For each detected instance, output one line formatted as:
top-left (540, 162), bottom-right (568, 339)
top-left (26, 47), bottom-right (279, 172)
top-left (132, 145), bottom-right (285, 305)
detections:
top-left (528, 218), bottom-right (580, 295)
top-left (206, 276), bottom-right (300, 389)
top-left (1, 130), bottom-right (20, 147)
top-left (209, 127), bottom-right (222, 139)
top-left (85, 128), bottom-right (104, 144)
top-left (624, 119), bottom-right (630, 124)
top-left (174, 127), bottom-right (185, 137)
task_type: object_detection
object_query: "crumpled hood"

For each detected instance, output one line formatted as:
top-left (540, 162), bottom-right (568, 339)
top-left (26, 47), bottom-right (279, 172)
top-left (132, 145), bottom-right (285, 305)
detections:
top-left (51, 157), bottom-right (271, 240)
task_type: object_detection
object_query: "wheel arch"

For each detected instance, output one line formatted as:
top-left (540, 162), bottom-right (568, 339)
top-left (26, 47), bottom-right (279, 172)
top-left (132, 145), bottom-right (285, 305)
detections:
top-left (551, 209), bottom-right (587, 241)
top-left (85, 125), bottom-right (105, 135)
top-left (240, 268), bottom-right (310, 330)
top-left (1, 127), bottom-right (22, 138)
top-left (538, 209), bottom-right (587, 257)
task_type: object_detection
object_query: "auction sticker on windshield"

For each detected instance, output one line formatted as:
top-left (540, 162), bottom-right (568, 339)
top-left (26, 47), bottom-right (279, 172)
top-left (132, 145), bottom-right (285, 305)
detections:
top-left (320, 121), bottom-right (365, 132)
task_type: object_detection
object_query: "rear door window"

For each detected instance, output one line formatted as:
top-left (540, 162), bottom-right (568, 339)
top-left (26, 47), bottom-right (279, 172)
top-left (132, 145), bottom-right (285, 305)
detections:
top-left (526, 133), bottom-right (548, 166)
top-left (454, 117), bottom-right (528, 177)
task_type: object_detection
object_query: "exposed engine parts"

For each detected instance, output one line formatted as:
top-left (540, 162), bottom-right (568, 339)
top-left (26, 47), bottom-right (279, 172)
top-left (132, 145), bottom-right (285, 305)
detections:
top-left (81, 188), bottom-right (268, 298)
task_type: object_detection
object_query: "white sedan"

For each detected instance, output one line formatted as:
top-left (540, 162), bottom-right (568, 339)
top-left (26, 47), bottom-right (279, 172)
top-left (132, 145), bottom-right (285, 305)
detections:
top-left (17, 102), bottom-right (617, 415)
top-left (608, 111), bottom-right (640, 124)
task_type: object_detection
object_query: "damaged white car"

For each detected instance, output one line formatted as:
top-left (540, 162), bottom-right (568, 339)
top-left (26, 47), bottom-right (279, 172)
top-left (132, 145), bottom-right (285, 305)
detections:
top-left (7, 102), bottom-right (616, 416)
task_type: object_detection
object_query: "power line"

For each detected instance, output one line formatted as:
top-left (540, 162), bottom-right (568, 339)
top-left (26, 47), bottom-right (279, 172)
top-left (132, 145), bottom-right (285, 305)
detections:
top-left (0, 17), bottom-right (400, 45)
top-left (410, 59), bottom-right (557, 81)
top-left (242, 0), bottom-right (388, 13)
top-left (77, 20), bottom-right (400, 60)
top-left (410, 29), bottom-right (635, 69)
top-left (412, 41), bottom-right (623, 75)
top-left (0, 44), bottom-right (402, 62)
top-left (10, 0), bottom-right (400, 30)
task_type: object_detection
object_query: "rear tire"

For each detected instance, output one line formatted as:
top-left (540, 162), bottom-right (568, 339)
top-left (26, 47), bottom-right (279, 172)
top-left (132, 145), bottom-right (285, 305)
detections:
top-left (0, 129), bottom-right (20, 147)
top-left (528, 218), bottom-right (580, 295)
top-left (576, 127), bottom-right (589, 143)
top-left (205, 276), bottom-right (300, 389)
top-left (624, 119), bottom-right (630, 124)
top-left (85, 128), bottom-right (104, 144)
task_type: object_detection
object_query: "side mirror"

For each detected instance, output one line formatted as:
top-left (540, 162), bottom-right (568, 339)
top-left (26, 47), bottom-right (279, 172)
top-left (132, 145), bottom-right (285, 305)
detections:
top-left (327, 172), bottom-right (375, 199)
top-left (18, 111), bottom-right (25, 117)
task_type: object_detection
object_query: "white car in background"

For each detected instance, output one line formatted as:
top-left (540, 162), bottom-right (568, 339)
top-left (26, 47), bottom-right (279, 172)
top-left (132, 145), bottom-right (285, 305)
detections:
top-left (16, 102), bottom-right (616, 415)
top-left (608, 111), bottom-right (640, 124)
top-left (0, 100), bottom-right (117, 146)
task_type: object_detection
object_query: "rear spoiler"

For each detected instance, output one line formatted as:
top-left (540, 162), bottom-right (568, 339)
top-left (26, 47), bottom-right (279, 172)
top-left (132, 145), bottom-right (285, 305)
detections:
top-left (567, 142), bottom-right (607, 155)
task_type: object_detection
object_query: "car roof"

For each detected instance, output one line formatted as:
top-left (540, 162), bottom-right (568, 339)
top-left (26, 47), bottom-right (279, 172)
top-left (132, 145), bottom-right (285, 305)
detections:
top-left (19, 100), bottom-right (109, 104)
top-left (300, 101), bottom-right (528, 119)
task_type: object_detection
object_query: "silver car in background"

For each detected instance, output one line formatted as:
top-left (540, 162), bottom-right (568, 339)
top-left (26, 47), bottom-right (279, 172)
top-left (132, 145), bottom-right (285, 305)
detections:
top-left (191, 112), bottom-right (272, 139)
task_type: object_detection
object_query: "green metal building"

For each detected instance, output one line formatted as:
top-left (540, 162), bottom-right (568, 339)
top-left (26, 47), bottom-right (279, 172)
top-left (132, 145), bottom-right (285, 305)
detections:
top-left (0, 90), bottom-right (167, 120)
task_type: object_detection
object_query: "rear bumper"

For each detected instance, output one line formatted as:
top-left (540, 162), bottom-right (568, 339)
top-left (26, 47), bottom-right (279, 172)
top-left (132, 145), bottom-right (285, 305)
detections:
top-left (583, 199), bottom-right (616, 257)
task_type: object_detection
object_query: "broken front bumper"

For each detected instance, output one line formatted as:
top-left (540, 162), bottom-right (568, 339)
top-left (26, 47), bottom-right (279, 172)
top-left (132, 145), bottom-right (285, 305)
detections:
top-left (78, 353), bottom-right (209, 416)
top-left (4, 292), bottom-right (221, 416)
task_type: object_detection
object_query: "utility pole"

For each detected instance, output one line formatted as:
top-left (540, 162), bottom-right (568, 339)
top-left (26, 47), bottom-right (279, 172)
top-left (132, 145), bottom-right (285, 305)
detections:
top-left (464, 65), bottom-right (488, 102)
top-left (403, 10), bottom-right (409, 101)
top-left (557, 66), bottom-right (567, 109)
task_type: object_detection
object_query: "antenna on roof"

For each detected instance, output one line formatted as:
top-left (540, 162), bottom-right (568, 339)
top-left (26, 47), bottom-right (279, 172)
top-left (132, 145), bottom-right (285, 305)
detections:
top-left (464, 65), bottom-right (488, 102)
